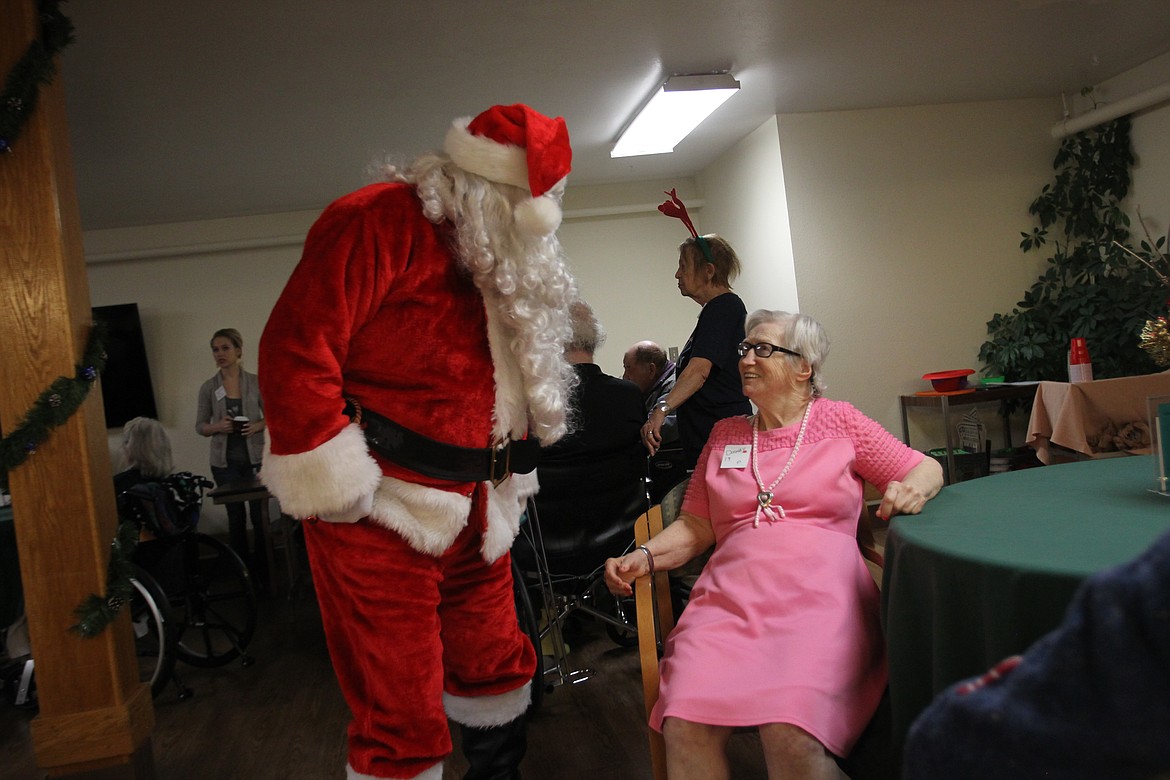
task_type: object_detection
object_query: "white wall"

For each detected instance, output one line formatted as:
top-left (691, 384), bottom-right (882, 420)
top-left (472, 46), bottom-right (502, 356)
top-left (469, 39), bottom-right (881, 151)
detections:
top-left (777, 98), bottom-right (1060, 442)
top-left (698, 115), bottom-right (800, 316)
top-left (1129, 103), bottom-right (1170, 241)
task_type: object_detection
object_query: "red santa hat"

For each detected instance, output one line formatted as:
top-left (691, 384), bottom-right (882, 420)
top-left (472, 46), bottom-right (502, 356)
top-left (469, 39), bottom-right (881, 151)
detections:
top-left (444, 104), bottom-right (572, 236)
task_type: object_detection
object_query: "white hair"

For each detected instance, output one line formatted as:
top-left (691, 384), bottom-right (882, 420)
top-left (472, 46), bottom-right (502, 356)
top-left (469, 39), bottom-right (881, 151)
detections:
top-left (566, 300), bottom-right (606, 354)
top-left (376, 153), bottom-right (578, 443)
top-left (745, 309), bottom-right (830, 397)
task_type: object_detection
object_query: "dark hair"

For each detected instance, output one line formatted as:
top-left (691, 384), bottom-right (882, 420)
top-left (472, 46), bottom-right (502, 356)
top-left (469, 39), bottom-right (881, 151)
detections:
top-left (679, 234), bottom-right (741, 288)
top-left (210, 328), bottom-right (243, 349)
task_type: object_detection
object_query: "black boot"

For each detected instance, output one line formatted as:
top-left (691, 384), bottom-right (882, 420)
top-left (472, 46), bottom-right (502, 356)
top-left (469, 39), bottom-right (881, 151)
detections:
top-left (460, 716), bottom-right (527, 780)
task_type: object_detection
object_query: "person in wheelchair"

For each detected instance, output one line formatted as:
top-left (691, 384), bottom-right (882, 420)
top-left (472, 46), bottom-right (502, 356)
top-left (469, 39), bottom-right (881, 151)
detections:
top-left (515, 301), bottom-right (646, 646)
top-left (114, 417), bottom-right (207, 539)
top-left (112, 417), bottom-right (256, 679)
top-left (536, 300), bottom-right (645, 524)
top-left (114, 417), bottom-right (205, 558)
top-left (113, 416), bottom-right (175, 497)
top-left (605, 310), bottom-right (943, 780)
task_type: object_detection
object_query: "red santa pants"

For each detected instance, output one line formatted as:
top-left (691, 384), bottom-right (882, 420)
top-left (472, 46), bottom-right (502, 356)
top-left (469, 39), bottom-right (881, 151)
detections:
top-left (303, 515), bottom-right (535, 779)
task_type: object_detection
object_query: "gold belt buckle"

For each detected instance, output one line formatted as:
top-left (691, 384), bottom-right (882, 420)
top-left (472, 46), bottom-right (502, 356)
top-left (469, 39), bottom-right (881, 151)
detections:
top-left (489, 441), bottom-right (512, 487)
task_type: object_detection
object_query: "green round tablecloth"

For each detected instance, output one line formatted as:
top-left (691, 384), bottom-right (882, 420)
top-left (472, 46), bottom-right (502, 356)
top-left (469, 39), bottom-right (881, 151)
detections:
top-left (881, 455), bottom-right (1170, 755)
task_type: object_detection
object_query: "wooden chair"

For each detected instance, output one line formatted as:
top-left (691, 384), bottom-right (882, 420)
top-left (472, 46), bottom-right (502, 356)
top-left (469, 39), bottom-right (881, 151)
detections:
top-left (632, 482), bottom-right (887, 780)
top-left (633, 497), bottom-right (676, 780)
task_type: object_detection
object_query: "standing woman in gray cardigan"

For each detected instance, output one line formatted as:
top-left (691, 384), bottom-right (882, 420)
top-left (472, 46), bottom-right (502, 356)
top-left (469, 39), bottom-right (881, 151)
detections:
top-left (196, 328), bottom-right (268, 587)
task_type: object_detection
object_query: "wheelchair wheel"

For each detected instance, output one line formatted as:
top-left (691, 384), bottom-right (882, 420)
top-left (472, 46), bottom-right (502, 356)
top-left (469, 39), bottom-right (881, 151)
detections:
top-left (604, 592), bottom-right (639, 648)
top-left (129, 567), bottom-right (176, 699)
top-left (171, 533), bottom-right (257, 668)
top-left (511, 558), bottom-right (543, 714)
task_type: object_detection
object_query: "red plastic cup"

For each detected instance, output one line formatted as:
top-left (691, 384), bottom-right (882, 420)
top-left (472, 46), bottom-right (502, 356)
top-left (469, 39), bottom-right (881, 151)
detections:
top-left (1069, 337), bottom-right (1090, 365)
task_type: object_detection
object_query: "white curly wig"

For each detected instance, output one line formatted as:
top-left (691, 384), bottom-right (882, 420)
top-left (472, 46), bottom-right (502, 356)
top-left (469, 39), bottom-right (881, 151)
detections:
top-left (373, 153), bottom-right (578, 444)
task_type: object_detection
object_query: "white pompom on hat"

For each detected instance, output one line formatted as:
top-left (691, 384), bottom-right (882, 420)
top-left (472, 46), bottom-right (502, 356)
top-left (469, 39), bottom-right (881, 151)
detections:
top-left (444, 104), bottom-right (572, 236)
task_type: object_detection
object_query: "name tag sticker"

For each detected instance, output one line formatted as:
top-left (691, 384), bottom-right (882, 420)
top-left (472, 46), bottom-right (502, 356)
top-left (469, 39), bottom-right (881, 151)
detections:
top-left (721, 444), bottom-right (750, 469)
top-left (214, 385), bottom-right (227, 401)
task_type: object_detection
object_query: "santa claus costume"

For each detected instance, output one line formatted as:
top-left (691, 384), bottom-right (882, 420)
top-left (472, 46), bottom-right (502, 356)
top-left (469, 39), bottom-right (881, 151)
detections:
top-left (258, 104), bottom-right (577, 780)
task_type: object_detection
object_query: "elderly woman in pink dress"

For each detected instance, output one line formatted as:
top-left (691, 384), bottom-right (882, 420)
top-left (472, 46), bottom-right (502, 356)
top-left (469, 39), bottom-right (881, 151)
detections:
top-left (605, 309), bottom-right (943, 779)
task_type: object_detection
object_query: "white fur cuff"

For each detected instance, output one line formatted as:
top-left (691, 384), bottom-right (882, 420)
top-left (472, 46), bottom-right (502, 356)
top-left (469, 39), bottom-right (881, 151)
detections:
top-left (260, 423), bottom-right (382, 519)
top-left (444, 682), bottom-right (532, 728)
top-left (367, 475), bottom-right (472, 555)
top-left (481, 471), bottom-right (539, 563)
top-left (347, 761), bottom-right (442, 780)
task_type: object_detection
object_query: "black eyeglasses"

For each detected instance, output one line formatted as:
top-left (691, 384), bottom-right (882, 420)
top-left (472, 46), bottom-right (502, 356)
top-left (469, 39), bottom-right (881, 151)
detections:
top-left (736, 341), bottom-right (803, 359)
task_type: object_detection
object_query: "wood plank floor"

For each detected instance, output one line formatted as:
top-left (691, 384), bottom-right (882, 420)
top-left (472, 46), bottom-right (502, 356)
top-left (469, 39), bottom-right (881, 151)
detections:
top-left (1, 583), bottom-right (772, 779)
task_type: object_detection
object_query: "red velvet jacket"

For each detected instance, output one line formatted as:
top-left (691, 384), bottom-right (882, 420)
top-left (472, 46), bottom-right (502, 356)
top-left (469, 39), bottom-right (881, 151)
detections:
top-left (258, 183), bottom-right (535, 560)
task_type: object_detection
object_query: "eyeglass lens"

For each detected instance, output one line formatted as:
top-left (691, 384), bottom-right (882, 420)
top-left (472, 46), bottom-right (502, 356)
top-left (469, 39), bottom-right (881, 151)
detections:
top-left (737, 342), bottom-right (801, 359)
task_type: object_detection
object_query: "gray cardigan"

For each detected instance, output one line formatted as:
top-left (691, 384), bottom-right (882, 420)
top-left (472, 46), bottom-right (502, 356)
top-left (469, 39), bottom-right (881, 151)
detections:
top-left (195, 369), bottom-right (265, 468)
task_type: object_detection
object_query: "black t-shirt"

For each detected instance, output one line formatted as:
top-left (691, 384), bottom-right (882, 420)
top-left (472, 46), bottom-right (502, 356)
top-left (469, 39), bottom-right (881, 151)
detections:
top-left (676, 292), bottom-right (752, 468)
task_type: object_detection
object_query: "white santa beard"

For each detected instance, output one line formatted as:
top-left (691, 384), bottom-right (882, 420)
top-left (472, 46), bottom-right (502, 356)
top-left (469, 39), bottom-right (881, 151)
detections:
top-left (427, 175), bottom-right (577, 444)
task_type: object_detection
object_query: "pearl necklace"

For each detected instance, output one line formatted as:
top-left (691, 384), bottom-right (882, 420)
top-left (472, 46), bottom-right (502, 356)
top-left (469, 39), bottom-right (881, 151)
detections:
top-left (751, 398), bottom-right (815, 528)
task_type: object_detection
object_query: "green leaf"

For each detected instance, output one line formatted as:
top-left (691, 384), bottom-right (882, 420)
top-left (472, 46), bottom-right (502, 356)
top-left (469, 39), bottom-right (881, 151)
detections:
top-left (982, 117), bottom-right (1161, 381)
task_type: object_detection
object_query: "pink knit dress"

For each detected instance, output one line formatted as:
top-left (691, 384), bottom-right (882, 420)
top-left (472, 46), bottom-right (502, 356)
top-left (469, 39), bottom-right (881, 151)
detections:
top-left (649, 399), bottom-right (923, 757)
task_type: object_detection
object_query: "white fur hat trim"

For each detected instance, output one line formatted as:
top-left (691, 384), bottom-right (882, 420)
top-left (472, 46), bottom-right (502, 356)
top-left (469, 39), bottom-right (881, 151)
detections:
top-left (445, 118), bottom-right (529, 191)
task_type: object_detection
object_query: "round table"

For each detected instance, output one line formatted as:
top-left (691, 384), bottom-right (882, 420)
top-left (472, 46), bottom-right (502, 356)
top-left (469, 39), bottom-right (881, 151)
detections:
top-left (881, 455), bottom-right (1170, 756)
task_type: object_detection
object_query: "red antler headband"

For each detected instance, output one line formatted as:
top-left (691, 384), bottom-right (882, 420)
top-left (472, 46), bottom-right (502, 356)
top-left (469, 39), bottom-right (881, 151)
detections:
top-left (658, 188), bottom-right (714, 264)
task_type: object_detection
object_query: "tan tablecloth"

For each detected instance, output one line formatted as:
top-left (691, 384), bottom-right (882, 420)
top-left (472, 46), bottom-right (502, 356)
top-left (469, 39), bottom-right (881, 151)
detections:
top-left (1026, 372), bottom-right (1170, 463)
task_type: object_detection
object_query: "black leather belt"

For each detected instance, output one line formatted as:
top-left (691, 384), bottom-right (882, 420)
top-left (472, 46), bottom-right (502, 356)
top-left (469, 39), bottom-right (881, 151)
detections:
top-left (343, 398), bottom-right (540, 485)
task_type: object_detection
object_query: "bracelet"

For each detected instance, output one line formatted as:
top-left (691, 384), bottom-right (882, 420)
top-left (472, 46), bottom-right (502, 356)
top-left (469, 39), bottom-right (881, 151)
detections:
top-left (637, 544), bottom-right (655, 575)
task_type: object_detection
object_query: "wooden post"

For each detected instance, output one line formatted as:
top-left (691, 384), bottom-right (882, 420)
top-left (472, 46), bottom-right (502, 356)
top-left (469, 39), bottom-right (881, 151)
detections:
top-left (0, 2), bottom-right (155, 777)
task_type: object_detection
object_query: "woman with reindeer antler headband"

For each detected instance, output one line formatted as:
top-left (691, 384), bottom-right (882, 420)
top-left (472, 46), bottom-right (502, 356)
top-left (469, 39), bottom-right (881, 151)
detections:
top-left (643, 190), bottom-right (752, 470)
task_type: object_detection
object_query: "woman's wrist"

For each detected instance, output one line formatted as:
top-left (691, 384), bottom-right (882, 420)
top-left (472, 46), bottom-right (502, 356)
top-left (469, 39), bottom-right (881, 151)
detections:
top-left (636, 544), bottom-right (655, 574)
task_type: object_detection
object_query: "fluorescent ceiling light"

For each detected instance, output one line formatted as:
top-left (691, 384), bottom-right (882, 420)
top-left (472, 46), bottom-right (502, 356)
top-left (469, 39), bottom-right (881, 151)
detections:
top-left (611, 73), bottom-right (740, 158)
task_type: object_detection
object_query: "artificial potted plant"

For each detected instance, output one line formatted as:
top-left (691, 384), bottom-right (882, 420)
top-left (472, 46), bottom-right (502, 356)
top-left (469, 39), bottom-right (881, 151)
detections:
top-left (978, 116), bottom-right (1165, 382)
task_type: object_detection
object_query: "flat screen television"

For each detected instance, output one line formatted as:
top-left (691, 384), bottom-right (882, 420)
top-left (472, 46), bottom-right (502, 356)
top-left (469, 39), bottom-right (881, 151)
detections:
top-left (92, 303), bottom-right (158, 428)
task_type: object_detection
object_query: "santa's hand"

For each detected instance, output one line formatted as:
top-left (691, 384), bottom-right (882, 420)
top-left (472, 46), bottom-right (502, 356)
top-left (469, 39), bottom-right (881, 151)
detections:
top-left (320, 493), bottom-right (374, 524)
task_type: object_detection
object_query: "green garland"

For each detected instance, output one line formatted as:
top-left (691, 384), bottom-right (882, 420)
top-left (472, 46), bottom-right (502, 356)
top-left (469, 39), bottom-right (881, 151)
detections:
top-left (0, 0), bottom-right (74, 154)
top-left (72, 518), bottom-right (140, 637)
top-left (0, 322), bottom-right (107, 491)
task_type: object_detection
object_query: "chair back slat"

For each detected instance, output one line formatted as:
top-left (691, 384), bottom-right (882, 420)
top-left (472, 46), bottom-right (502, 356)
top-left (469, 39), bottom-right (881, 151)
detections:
top-left (635, 504), bottom-right (670, 780)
